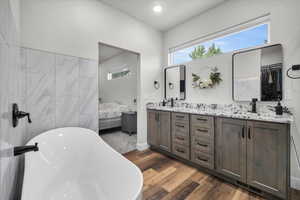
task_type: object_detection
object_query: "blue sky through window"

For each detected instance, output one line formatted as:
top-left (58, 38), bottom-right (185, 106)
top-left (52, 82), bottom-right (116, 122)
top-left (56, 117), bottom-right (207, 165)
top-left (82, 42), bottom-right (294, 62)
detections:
top-left (171, 24), bottom-right (269, 65)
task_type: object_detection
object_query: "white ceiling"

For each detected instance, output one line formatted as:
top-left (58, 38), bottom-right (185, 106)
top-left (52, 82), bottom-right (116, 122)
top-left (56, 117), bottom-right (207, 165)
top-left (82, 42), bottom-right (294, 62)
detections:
top-left (100, 0), bottom-right (227, 31)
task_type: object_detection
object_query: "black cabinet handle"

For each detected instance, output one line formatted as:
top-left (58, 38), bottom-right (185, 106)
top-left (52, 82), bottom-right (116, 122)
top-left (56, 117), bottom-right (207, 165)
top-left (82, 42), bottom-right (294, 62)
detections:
top-left (176, 125), bottom-right (185, 128)
top-left (197, 118), bottom-right (207, 121)
top-left (197, 143), bottom-right (208, 147)
top-left (176, 136), bottom-right (185, 141)
top-left (242, 127), bottom-right (245, 138)
top-left (176, 148), bottom-right (185, 153)
top-left (176, 115), bottom-right (184, 118)
top-left (248, 127), bottom-right (251, 139)
top-left (197, 129), bottom-right (208, 132)
top-left (197, 157), bottom-right (208, 162)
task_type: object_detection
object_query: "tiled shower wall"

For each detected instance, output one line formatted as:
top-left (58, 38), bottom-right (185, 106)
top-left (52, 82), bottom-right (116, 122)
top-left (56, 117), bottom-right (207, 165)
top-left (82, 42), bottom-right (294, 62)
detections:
top-left (22, 47), bottom-right (99, 141)
top-left (1, 2), bottom-right (98, 199)
top-left (0, 0), bottom-right (26, 200)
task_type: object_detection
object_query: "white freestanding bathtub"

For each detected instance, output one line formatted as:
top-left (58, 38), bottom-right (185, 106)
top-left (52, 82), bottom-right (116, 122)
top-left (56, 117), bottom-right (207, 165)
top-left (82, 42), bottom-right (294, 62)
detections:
top-left (21, 127), bottom-right (143, 200)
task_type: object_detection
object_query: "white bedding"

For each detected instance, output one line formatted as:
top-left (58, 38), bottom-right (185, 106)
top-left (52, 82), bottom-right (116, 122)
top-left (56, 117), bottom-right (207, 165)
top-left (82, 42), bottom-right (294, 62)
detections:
top-left (99, 103), bottom-right (130, 119)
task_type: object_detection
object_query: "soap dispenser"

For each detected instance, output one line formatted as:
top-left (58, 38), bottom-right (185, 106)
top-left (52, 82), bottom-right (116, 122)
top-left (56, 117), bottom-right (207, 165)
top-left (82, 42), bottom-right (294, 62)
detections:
top-left (275, 100), bottom-right (283, 115)
top-left (162, 99), bottom-right (166, 107)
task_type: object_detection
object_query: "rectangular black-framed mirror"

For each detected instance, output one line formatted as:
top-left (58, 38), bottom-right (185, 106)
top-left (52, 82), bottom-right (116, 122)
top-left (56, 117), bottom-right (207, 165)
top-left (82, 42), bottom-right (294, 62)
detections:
top-left (232, 44), bottom-right (283, 102)
top-left (164, 65), bottom-right (186, 100)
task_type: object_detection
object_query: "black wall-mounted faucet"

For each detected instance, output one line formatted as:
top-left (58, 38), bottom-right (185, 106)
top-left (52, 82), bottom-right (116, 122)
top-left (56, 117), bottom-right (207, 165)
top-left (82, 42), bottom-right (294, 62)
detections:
top-left (250, 98), bottom-right (258, 113)
top-left (14, 143), bottom-right (39, 156)
top-left (12, 103), bottom-right (32, 128)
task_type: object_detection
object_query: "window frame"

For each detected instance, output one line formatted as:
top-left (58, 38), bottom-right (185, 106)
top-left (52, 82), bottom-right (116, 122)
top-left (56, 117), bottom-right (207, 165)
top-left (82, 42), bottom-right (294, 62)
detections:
top-left (168, 16), bottom-right (270, 65)
top-left (107, 69), bottom-right (131, 80)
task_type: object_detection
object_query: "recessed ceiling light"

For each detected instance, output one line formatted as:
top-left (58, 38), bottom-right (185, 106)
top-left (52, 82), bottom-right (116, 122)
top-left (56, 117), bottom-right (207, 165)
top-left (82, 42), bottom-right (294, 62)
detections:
top-left (153, 4), bottom-right (163, 13)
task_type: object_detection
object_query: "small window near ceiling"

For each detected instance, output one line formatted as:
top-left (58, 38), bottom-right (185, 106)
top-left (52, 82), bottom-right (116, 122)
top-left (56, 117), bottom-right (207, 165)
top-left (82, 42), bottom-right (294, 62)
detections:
top-left (169, 23), bottom-right (269, 65)
top-left (107, 69), bottom-right (130, 80)
top-left (107, 73), bottom-right (112, 80)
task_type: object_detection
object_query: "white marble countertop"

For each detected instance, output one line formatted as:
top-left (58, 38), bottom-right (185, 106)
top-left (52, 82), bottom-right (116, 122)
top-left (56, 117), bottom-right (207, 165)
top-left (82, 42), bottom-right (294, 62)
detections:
top-left (147, 104), bottom-right (293, 124)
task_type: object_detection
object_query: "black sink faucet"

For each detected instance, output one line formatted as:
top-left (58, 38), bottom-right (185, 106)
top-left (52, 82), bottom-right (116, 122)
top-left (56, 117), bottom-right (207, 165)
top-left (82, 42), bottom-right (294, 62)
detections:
top-left (250, 98), bottom-right (258, 113)
top-left (165, 98), bottom-right (175, 107)
top-left (14, 143), bottom-right (39, 156)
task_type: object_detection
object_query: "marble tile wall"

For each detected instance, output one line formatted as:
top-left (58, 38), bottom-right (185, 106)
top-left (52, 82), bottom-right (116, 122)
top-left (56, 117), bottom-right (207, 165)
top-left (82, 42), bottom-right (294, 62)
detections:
top-left (0, 0), bottom-right (26, 200)
top-left (22, 49), bottom-right (56, 140)
top-left (22, 48), bottom-right (99, 141)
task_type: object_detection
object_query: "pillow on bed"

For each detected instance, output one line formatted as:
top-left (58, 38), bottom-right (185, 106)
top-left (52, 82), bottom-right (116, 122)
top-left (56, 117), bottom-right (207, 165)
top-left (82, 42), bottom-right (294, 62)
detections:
top-left (99, 102), bottom-right (120, 109)
top-left (99, 102), bottom-right (130, 119)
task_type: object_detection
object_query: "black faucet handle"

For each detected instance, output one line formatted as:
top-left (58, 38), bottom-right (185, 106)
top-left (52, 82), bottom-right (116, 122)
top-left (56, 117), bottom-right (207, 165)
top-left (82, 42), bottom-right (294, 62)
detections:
top-left (250, 98), bottom-right (258, 113)
top-left (252, 98), bottom-right (258, 102)
top-left (250, 98), bottom-right (258, 105)
top-left (12, 104), bottom-right (32, 127)
top-left (27, 113), bottom-right (32, 123)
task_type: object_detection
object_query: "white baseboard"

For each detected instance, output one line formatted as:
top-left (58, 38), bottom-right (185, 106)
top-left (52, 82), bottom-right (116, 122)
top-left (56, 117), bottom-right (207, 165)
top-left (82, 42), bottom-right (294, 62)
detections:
top-left (291, 176), bottom-right (300, 190)
top-left (136, 142), bottom-right (149, 151)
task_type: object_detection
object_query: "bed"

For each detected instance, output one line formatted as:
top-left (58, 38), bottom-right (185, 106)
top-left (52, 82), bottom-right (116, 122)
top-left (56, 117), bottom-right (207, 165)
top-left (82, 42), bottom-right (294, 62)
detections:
top-left (99, 102), bottom-right (131, 131)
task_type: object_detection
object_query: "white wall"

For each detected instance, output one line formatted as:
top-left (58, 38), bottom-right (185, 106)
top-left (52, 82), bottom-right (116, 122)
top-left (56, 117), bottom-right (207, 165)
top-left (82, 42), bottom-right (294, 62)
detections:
top-left (99, 51), bottom-right (138, 109)
top-left (184, 53), bottom-right (232, 104)
top-left (21, 0), bottom-right (163, 150)
top-left (164, 0), bottom-right (300, 188)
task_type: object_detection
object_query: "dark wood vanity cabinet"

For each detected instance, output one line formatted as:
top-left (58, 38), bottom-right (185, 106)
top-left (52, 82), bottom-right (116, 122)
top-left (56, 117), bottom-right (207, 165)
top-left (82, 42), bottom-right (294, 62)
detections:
top-left (148, 110), bottom-right (290, 199)
top-left (216, 118), bottom-right (289, 199)
top-left (191, 115), bottom-right (215, 169)
top-left (172, 112), bottom-right (190, 159)
top-left (215, 118), bottom-right (247, 182)
top-left (247, 121), bottom-right (289, 199)
top-left (147, 110), bottom-right (159, 146)
top-left (147, 110), bottom-right (171, 152)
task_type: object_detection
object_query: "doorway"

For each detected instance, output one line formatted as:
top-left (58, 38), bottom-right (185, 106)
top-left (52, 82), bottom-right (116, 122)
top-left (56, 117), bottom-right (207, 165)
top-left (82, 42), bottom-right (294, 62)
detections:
top-left (98, 43), bottom-right (140, 154)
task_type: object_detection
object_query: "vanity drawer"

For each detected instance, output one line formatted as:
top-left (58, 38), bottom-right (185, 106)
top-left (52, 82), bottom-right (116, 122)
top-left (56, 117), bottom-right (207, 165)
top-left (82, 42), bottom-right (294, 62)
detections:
top-left (191, 115), bottom-right (214, 129)
top-left (191, 126), bottom-right (213, 139)
top-left (191, 137), bottom-right (213, 154)
top-left (172, 112), bottom-right (189, 122)
top-left (173, 134), bottom-right (189, 146)
top-left (191, 151), bottom-right (214, 169)
top-left (173, 121), bottom-right (189, 135)
top-left (172, 143), bottom-right (190, 160)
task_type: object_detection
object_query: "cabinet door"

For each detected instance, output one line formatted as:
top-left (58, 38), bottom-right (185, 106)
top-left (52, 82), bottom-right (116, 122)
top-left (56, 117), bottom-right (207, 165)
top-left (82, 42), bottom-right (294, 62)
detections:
top-left (147, 110), bottom-right (159, 146)
top-left (247, 121), bottom-right (288, 199)
top-left (158, 111), bottom-right (171, 152)
top-left (216, 118), bottom-right (247, 183)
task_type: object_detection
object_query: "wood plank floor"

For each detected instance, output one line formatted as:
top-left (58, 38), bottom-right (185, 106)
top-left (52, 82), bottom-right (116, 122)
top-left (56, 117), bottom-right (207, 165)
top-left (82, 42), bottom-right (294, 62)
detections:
top-left (124, 150), bottom-right (300, 200)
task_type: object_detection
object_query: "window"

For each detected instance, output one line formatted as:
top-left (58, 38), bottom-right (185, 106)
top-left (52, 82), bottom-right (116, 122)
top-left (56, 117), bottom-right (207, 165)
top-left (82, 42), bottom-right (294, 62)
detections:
top-left (107, 69), bottom-right (130, 80)
top-left (169, 23), bottom-right (269, 65)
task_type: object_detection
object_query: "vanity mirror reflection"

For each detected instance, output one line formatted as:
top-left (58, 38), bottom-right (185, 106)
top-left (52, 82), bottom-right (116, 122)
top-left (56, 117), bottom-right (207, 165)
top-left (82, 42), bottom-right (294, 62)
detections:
top-left (233, 44), bottom-right (283, 101)
top-left (164, 65), bottom-right (186, 100)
